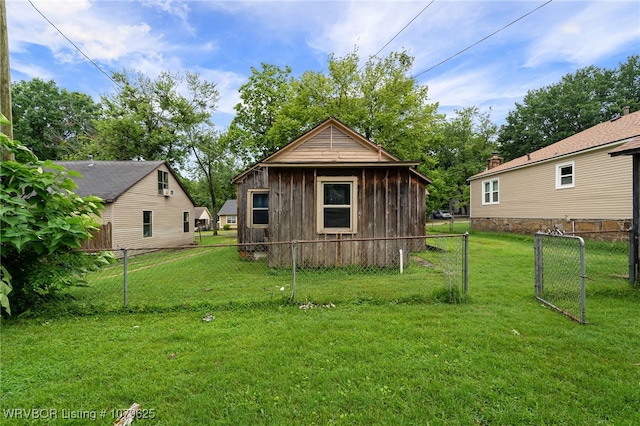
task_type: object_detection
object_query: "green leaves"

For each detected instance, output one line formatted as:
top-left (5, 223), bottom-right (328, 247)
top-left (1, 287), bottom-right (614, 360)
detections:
top-left (11, 78), bottom-right (100, 160)
top-left (1, 128), bottom-right (107, 315)
top-left (498, 55), bottom-right (640, 160)
top-left (94, 70), bottom-right (220, 170)
top-left (227, 50), bottom-right (442, 165)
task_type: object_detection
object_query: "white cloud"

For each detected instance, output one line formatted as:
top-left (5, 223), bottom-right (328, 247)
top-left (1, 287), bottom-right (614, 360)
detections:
top-left (196, 69), bottom-right (245, 116)
top-left (525, 1), bottom-right (640, 67)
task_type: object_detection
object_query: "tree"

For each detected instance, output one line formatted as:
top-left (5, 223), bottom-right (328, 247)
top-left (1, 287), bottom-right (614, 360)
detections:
top-left (430, 107), bottom-right (498, 212)
top-left (187, 129), bottom-right (239, 235)
top-left (227, 63), bottom-right (294, 162)
top-left (498, 55), bottom-right (640, 160)
top-left (94, 70), bottom-right (220, 169)
top-left (227, 50), bottom-right (443, 168)
top-left (11, 78), bottom-right (100, 160)
top-left (0, 114), bottom-right (113, 316)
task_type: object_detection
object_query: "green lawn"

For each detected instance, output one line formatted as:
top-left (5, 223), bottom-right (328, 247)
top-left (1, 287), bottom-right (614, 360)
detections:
top-left (1, 225), bottom-right (639, 425)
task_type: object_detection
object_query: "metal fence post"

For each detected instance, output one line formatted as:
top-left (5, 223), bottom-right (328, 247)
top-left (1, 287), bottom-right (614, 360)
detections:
top-left (578, 236), bottom-right (586, 324)
top-left (291, 241), bottom-right (297, 302)
top-left (629, 228), bottom-right (637, 286)
top-left (534, 232), bottom-right (543, 295)
top-left (463, 232), bottom-right (469, 295)
top-left (122, 248), bottom-right (128, 308)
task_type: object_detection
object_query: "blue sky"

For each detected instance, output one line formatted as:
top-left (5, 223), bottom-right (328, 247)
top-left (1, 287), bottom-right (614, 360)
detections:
top-left (7, 0), bottom-right (640, 129)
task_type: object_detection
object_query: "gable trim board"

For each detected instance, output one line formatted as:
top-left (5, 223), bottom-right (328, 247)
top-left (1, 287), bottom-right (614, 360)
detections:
top-left (468, 111), bottom-right (640, 237)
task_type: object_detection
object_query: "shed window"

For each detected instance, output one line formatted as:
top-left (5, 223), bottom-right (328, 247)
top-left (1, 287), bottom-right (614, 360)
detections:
top-left (227, 215), bottom-right (237, 224)
top-left (183, 212), bottom-right (190, 233)
top-left (248, 189), bottom-right (269, 228)
top-left (482, 178), bottom-right (499, 205)
top-left (317, 176), bottom-right (358, 234)
top-left (556, 161), bottom-right (575, 189)
top-left (158, 170), bottom-right (169, 195)
top-left (143, 211), bottom-right (153, 238)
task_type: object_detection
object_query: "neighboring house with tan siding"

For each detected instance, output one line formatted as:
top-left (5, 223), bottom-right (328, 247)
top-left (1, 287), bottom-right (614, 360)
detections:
top-left (56, 160), bottom-right (196, 250)
top-left (218, 200), bottom-right (237, 230)
top-left (468, 109), bottom-right (640, 236)
top-left (194, 207), bottom-right (213, 231)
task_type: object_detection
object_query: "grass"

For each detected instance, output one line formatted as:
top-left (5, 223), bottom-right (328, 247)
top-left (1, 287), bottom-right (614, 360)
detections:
top-left (1, 224), bottom-right (639, 425)
top-left (55, 230), bottom-right (467, 315)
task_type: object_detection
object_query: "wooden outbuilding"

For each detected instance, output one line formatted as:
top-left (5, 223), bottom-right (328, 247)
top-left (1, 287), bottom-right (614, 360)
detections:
top-left (233, 117), bottom-right (431, 268)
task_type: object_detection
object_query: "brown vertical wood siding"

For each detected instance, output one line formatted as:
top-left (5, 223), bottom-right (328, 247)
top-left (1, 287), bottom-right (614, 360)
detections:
top-left (237, 166), bottom-right (426, 267)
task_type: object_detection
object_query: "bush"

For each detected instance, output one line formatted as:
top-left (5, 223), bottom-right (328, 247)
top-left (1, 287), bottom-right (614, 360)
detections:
top-left (0, 115), bottom-right (113, 316)
top-left (223, 224), bottom-right (231, 230)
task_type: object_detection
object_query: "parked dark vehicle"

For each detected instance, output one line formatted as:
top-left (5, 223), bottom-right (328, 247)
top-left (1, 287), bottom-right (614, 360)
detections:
top-left (432, 210), bottom-right (453, 220)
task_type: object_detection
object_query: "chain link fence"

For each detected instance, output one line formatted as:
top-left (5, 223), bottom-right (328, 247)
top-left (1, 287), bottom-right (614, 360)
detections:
top-left (68, 234), bottom-right (469, 313)
top-left (534, 232), bottom-right (586, 324)
top-left (534, 229), bottom-right (631, 324)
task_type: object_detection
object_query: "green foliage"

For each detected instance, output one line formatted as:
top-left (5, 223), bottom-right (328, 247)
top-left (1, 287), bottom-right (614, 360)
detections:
top-left (227, 49), bottom-right (443, 166)
top-left (227, 63), bottom-right (294, 161)
top-left (0, 120), bottom-right (113, 315)
top-left (187, 129), bottom-right (239, 235)
top-left (94, 70), bottom-right (220, 169)
top-left (429, 107), bottom-right (498, 212)
top-left (223, 224), bottom-right (231, 231)
top-left (11, 78), bottom-right (100, 160)
top-left (498, 55), bottom-right (640, 160)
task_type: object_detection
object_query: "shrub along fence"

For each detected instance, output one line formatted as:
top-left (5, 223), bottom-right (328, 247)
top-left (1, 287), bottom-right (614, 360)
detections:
top-left (68, 234), bottom-right (469, 313)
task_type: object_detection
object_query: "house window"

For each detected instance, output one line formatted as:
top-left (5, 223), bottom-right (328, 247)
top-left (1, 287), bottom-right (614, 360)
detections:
top-left (482, 178), bottom-right (499, 205)
top-left (556, 161), bottom-right (575, 189)
top-left (158, 170), bottom-right (169, 195)
top-left (143, 211), bottom-right (153, 237)
top-left (227, 215), bottom-right (237, 224)
top-left (183, 212), bottom-right (190, 233)
top-left (317, 176), bottom-right (358, 234)
top-left (248, 189), bottom-right (269, 228)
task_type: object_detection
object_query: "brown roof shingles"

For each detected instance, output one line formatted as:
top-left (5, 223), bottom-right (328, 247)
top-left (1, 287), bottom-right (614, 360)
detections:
top-left (471, 110), bottom-right (640, 179)
top-left (609, 136), bottom-right (640, 156)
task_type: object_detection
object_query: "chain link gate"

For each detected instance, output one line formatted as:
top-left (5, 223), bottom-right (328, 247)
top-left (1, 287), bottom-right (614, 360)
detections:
top-left (534, 231), bottom-right (587, 324)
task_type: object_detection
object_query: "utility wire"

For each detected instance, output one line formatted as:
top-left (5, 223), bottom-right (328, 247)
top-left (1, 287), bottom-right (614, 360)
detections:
top-left (370, 0), bottom-right (436, 59)
top-left (413, 0), bottom-right (553, 79)
top-left (28, 0), bottom-right (120, 87)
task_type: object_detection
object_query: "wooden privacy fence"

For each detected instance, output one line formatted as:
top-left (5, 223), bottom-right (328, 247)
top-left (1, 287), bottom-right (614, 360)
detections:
top-left (81, 222), bottom-right (112, 250)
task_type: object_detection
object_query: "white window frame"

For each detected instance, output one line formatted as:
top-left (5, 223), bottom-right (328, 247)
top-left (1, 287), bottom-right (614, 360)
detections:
top-left (247, 189), bottom-right (269, 228)
top-left (226, 215), bottom-right (237, 224)
top-left (556, 161), bottom-right (575, 189)
top-left (482, 178), bottom-right (499, 205)
top-left (158, 170), bottom-right (169, 195)
top-left (183, 211), bottom-right (190, 233)
top-left (316, 176), bottom-right (358, 234)
top-left (143, 210), bottom-right (153, 238)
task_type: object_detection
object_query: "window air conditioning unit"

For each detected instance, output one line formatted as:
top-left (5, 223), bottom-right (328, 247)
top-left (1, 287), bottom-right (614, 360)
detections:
top-left (163, 189), bottom-right (171, 197)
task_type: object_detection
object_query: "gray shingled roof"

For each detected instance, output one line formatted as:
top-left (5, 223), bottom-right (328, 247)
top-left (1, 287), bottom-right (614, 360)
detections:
top-left (55, 160), bottom-right (167, 202)
top-left (218, 199), bottom-right (237, 216)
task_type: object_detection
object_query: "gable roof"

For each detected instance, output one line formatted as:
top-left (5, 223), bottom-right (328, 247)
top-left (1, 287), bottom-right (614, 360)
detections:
top-left (218, 199), bottom-right (237, 216)
top-left (54, 160), bottom-right (195, 205)
top-left (263, 116), bottom-right (402, 164)
top-left (194, 207), bottom-right (212, 220)
top-left (233, 117), bottom-right (430, 184)
top-left (471, 110), bottom-right (640, 180)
